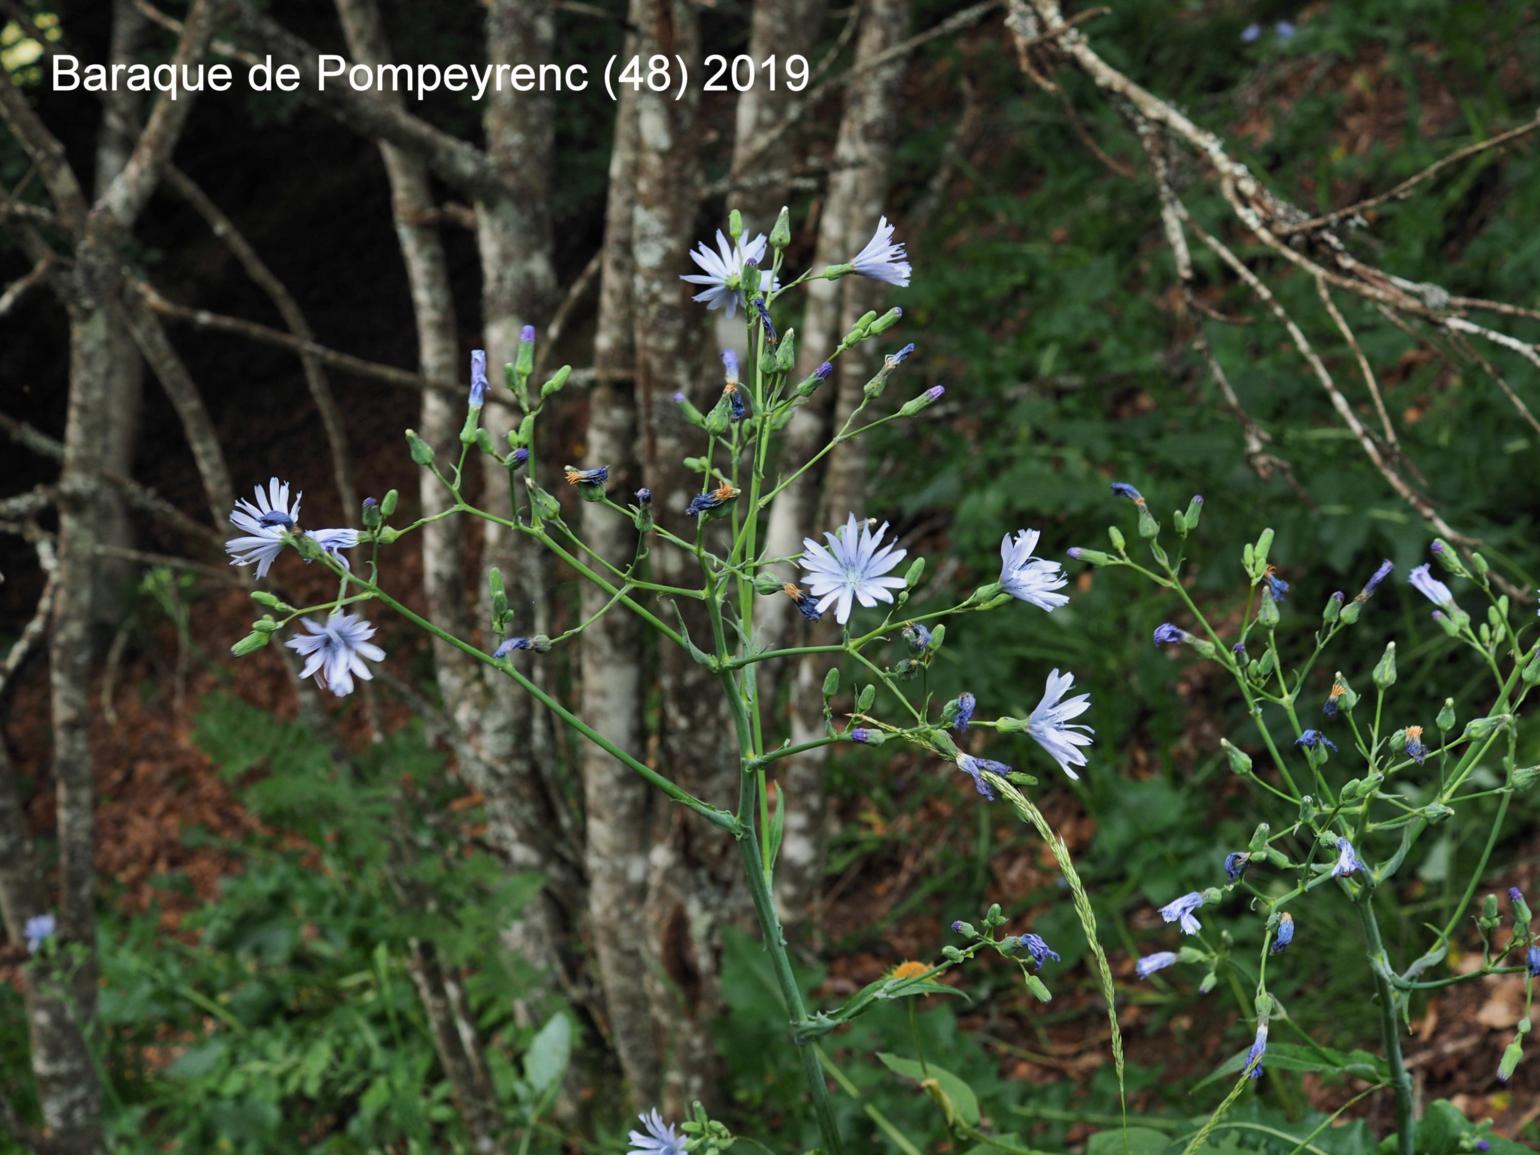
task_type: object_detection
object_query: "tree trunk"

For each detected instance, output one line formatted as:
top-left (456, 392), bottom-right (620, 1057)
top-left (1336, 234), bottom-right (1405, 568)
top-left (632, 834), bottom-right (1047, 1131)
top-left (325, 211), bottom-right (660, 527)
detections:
top-left (579, 67), bottom-right (663, 1108)
top-left (761, 0), bottom-right (912, 927)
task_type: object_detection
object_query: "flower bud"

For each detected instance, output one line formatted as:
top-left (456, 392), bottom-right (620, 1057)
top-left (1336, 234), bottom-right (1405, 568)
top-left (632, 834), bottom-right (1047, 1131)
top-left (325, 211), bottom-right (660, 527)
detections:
top-left (380, 489), bottom-right (399, 518)
top-left (1257, 588), bottom-right (1281, 627)
top-left (1222, 739), bottom-right (1253, 776)
top-left (1510, 765), bottom-right (1539, 791)
top-left (822, 668), bottom-right (840, 699)
top-left (899, 385), bottom-right (945, 417)
top-left (1108, 526), bottom-right (1127, 553)
top-left (770, 205), bottom-right (791, 249)
top-left (1435, 698), bottom-right (1456, 733)
top-left (1338, 601), bottom-right (1362, 625)
top-left (1498, 1039), bottom-right (1524, 1083)
top-left (540, 365), bottom-right (571, 400)
top-left (774, 329), bottom-right (798, 372)
top-left (856, 684), bottom-right (877, 712)
top-left (728, 209), bottom-right (743, 241)
top-left (525, 479), bottom-right (561, 523)
top-left (1198, 971), bottom-right (1218, 994)
top-left (1373, 642), bottom-right (1397, 689)
top-left (405, 429), bottom-right (434, 465)
top-left (868, 307), bottom-right (903, 336)
top-left (231, 631), bottom-right (270, 657)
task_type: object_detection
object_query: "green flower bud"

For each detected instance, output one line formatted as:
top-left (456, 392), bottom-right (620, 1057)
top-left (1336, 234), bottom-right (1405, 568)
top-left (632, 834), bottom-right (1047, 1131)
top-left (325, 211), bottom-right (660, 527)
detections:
top-left (867, 306), bottom-right (904, 336)
top-left (769, 205), bottom-right (791, 249)
top-left (856, 684), bottom-right (876, 712)
top-left (929, 624), bottom-right (946, 651)
top-left (1222, 739), bottom-right (1253, 776)
top-left (231, 632), bottom-right (269, 657)
top-left (1257, 588), bottom-right (1281, 627)
top-left (1068, 548), bottom-right (1114, 566)
top-left (540, 365), bottom-right (572, 400)
top-left (774, 329), bottom-right (797, 372)
top-left (728, 209), bottom-right (743, 241)
top-left (1522, 649), bottom-right (1540, 684)
top-left (1108, 526), bottom-right (1127, 553)
top-left (1436, 698), bottom-right (1456, 733)
top-left (952, 921), bottom-right (977, 939)
top-left (1183, 495), bottom-right (1205, 532)
top-left (1248, 823), bottom-right (1271, 852)
top-left (753, 573), bottom-right (783, 596)
top-left (380, 488), bottom-right (399, 518)
top-left (1513, 890), bottom-right (1532, 929)
top-left (405, 428), bottom-right (435, 466)
top-left (1338, 601), bottom-right (1362, 625)
top-left (1373, 642), bottom-right (1397, 689)
top-left (361, 498), bottom-right (382, 530)
top-left (250, 616), bottom-right (281, 634)
top-left (1137, 504), bottom-right (1160, 540)
top-left (845, 310), bottom-right (878, 345)
top-left (1510, 765), bottom-right (1539, 792)
top-left (986, 903), bottom-right (1004, 926)
top-left (1497, 1039), bottom-right (1524, 1083)
top-left (941, 945), bottom-right (964, 962)
top-left (898, 384), bottom-right (946, 417)
top-left (1198, 971), bottom-right (1218, 994)
top-left (1480, 893), bottom-right (1500, 927)
top-left (822, 668), bottom-right (840, 699)
top-left (1023, 973), bottom-right (1052, 1003)
top-left (251, 590), bottom-right (287, 610)
top-left (525, 479), bottom-right (561, 523)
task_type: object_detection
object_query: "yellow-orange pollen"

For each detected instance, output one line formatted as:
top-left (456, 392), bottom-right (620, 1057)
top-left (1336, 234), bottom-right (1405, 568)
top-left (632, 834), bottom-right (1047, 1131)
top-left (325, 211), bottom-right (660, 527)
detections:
top-left (714, 483), bottom-right (739, 501)
top-left (563, 468), bottom-right (583, 485)
top-left (1329, 684), bottom-right (1345, 700)
top-left (783, 583), bottom-right (803, 600)
top-left (888, 960), bottom-right (930, 981)
top-left (1405, 725), bottom-right (1423, 742)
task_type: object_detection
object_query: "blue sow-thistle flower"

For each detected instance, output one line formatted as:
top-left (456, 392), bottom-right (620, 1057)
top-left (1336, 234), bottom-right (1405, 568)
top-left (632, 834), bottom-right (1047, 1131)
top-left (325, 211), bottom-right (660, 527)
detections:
top-left (1027, 669), bottom-right (1094, 780)
top-left (902, 623), bottom-right (932, 651)
top-left (285, 612), bottom-right (385, 698)
top-left (1528, 946), bottom-right (1540, 977)
top-left (1224, 852), bottom-right (1250, 883)
top-left (1246, 1021), bottom-right (1269, 1079)
top-left (510, 448), bottom-right (530, 469)
top-left (953, 692), bottom-right (976, 732)
top-left (1136, 951), bottom-right (1178, 979)
top-left (1271, 911), bottom-right (1295, 954)
top-left (782, 583), bottom-right (822, 622)
top-left (798, 514), bottom-right (907, 625)
top-left (1110, 482), bottom-right (1144, 504)
top-left (564, 465), bottom-right (610, 488)
top-left (1323, 682), bottom-right (1346, 718)
top-left (1153, 623), bottom-right (1198, 647)
top-left (1403, 725), bottom-right (1429, 763)
top-left (305, 528), bottom-right (361, 569)
top-left (469, 348), bottom-right (488, 409)
top-left (998, 530), bottom-right (1069, 611)
top-left (680, 229), bottom-right (772, 318)
top-left (1409, 563), bottom-right (1457, 610)
top-left (1264, 567), bottom-right (1290, 603)
top-left (1357, 559), bottom-right (1393, 602)
top-left (686, 484), bottom-right (740, 518)
top-left (1013, 933), bottom-right (1061, 970)
top-left (1159, 891), bottom-right (1205, 935)
top-left (1295, 729), bottom-right (1338, 753)
top-left (1331, 837), bottom-right (1367, 878)
top-left (753, 297), bottom-right (778, 341)
top-left (226, 477), bottom-right (302, 579)
top-left (848, 215), bottom-right (912, 286)
top-left (626, 1109), bottom-right (684, 1155)
top-left (635, 487), bottom-right (652, 505)
top-left (24, 913), bottom-right (55, 955)
top-left (954, 753), bottom-right (1007, 801)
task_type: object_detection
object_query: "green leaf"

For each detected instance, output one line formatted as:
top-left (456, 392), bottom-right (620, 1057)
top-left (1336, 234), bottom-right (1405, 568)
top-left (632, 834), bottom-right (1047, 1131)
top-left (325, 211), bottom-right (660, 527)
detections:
top-left (1086, 1126), bottom-right (1175, 1155)
top-left (1196, 1042), bottom-right (1386, 1090)
top-left (876, 1051), bottom-right (980, 1127)
top-left (524, 1012), bottom-right (573, 1098)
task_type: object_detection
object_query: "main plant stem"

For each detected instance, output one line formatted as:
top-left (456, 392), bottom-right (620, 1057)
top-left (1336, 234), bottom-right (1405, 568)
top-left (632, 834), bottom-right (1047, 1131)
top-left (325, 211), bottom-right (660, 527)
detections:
top-left (1356, 896), bottom-right (1415, 1155)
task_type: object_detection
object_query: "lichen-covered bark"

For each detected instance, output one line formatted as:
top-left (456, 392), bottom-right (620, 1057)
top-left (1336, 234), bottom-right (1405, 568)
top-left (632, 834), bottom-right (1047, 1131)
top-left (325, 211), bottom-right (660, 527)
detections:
top-left (473, 0), bottom-right (571, 981)
top-left (581, 73), bottom-right (662, 1107)
top-left (729, 0), bottom-right (827, 225)
top-left (761, 0), bottom-right (912, 925)
top-left (628, 0), bottom-right (745, 1112)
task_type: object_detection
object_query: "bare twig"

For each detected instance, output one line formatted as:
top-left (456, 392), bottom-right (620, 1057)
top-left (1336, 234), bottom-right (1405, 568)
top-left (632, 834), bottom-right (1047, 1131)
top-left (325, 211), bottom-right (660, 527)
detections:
top-left (0, 254), bottom-right (54, 315)
top-left (1279, 113), bottom-right (1540, 236)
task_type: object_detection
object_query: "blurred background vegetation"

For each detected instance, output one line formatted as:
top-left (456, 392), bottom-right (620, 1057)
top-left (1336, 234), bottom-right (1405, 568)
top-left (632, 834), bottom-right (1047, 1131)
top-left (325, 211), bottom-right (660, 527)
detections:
top-left (3, 0), bottom-right (1540, 1151)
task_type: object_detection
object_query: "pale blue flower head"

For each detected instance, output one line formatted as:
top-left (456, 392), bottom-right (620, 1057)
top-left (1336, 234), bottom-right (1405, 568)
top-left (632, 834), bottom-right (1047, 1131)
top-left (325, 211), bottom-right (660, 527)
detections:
top-left (1027, 668), bottom-right (1093, 780)
top-left (1159, 891), bottom-right (1204, 935)
top-left (285, 611), bottom-right (385, 698)
top-left (1295, 729), bottom-right (1337, 753)
top-left (1331, 837), bottom-right (1366, 878)
top-left (849, 215), bottom-right (911, 286)
top-left (998, 530), bottom-right (1069, 611)
top-left (721, 348), bottom-right (740, 384)
top-left (226, 477), bottom-right (302, 579)
top-left (1409, 563), bottom-right (1455, 609)
top-left (1153, 623), bottom-right (1196, 647)
top-left (681, 229), bottom-right (774, 318)
top-left (1357, 559), bottom-right (1393, 601)
top-left (304, 528), bottom-right (361, 569)
top-left (1135, 950), bottom-right (1178, 979)
top-left (1240, 22), bottom-right (1262, 43)
top-left (24, 913), bottom-right (55, 955)
top-left (626, 1109), bottom-right (684, 1155)
top-left (798, 513), bottom-right (907, 625)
